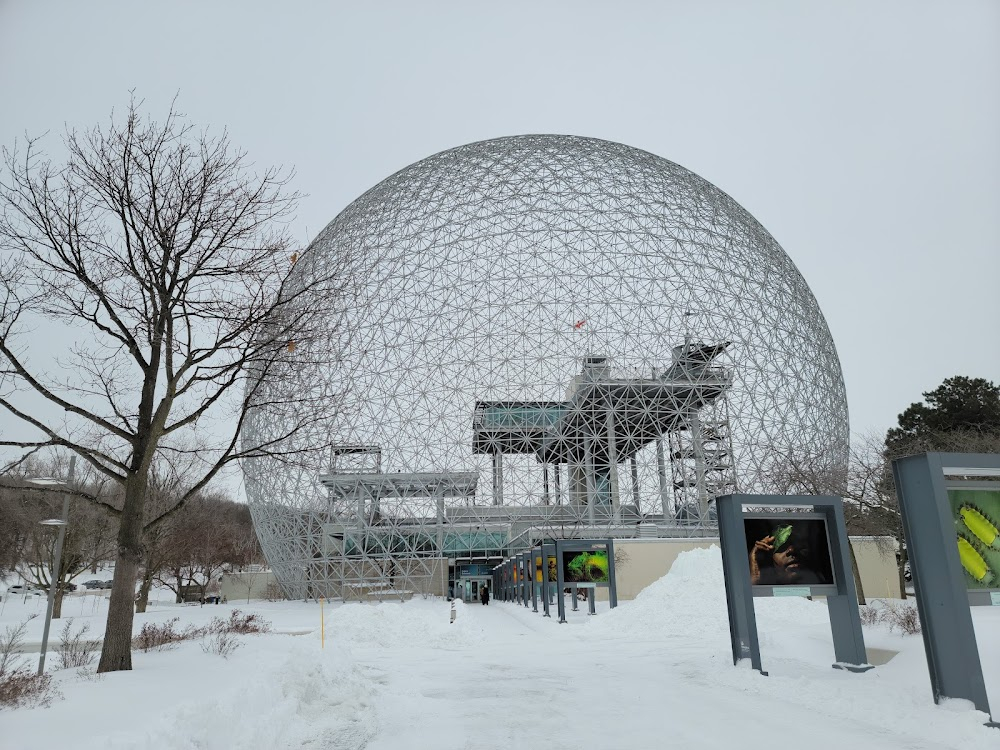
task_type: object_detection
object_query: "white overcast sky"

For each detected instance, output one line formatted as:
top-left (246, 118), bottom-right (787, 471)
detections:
top-left (1, 1), bottom-right (998, 475)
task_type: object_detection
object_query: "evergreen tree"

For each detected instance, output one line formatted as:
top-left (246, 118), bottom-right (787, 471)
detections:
top-left (885, 376), bottom-right (1000, 455)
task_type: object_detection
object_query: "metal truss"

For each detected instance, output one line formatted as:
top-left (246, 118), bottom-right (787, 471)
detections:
top-left (241, 135), bottom-right (849, 601)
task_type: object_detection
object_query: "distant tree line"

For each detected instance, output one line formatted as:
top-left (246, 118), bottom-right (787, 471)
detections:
top-left (0, 452), bottom-right (263, 618)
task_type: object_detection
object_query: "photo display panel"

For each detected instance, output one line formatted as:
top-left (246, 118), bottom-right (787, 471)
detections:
top-left (535, 555), bottom-right (543, 583)
top-left (743, 516), bottom-right (835, 587)
top-left (547, 556), bottom-right (557, 582)
top-left (948, 488), bottom-right (1000, 591)
top-left (561, 548), bottom-right (610, 584)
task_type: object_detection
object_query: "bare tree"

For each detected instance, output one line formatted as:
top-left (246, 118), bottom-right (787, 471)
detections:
top-left (134, 453), bottom-right (213, 612)
top-left (0, 98), bottom-right (347, 672)
top-left (3, 453), bottom-right (118, 617)
top-left (17, 504), bottom-right (114, 619)
top-left (155, 492), bottom-right (235, 603)
top-left (0, 481), bottom-right (32, 574)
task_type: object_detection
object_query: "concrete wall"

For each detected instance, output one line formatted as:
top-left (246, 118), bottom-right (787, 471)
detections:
top-left (850, 536), bottom-right (901, 599)
top-left (221, 570), bottom-right (278, 603)
top-left (221, 558), bottom-right (449, 602)
top-left (596, 535), bottom-right (900, 602)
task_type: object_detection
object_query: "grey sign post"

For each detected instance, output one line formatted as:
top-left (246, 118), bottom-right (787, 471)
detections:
top-left (541, 542), bottom-right (556, 617)
top-left (523, 550), bottom-right (532, 609)
top-left (530, 547), bottom-right (541, 612)
top-left (514, 553), bottom-right (523, 605)
top-left (892, 452), bottom-right (998, 725)
top-left (519, 553), bottom-right (525, 606)
top-left (717, 494), bottom-right (870, 676)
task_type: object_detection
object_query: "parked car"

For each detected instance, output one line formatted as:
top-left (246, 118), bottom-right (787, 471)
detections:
top-left (82, 580), bottom-right (104, 589)
top-left (7, 584), bottom-right (43, 596)
top-left (34, 582), bottom-right (78, 593)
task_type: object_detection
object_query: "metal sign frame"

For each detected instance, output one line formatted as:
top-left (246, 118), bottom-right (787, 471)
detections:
top-left (555, 539), bottom-right (618, 623)
top-left (717, 494), bottom-right (870, 675)
top-left (531, 547), bottom-right (541, 612)
top-left (892, 452), bottom-right (998, 725)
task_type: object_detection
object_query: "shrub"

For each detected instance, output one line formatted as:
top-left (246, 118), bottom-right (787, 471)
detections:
top-left (0, 618), bottom-right (60, 709)
top-left (57, 620), bottom-right (98, 670)
top-left (881, 600), bottom-right (921, 635)
top-left (857, 600), bottom-right (921, 635)
top-left (858, 604), bottom-right (881, 627)
top-left (132, 610), bottom-right (271, 654)
top-left (264, 581), bottom-right (285, 602)
top-left (209, 610), bottom-right (270, 635)
top-left (76, 667), bottom-right (103, 683)
top-left (133, 618), bottom-right (187, 652)
top-left (0, 670), bottom-right (58, 709)
top-left (200, 632), bottom-right (241, 658)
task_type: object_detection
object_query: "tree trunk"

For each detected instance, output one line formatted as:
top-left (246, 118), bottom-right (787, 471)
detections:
top-left (99, 551), bottom-right (140, 672)
top-left (896, 515), bottom-right (908, 600)
top-left (171, 569), bottom-right (185, 604)
top-left (98, 475), bottom-right (147, 673)
top-left (898, 552), bottom-right (908, 600)
top-left (135, 568), bottom-right (154, 613)
top-left (53, 588), bottom-right (65, 619)
top-left (847, 540), bottom-right (866, 605)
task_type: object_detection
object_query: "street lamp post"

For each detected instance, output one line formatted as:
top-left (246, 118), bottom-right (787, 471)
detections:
top-left (30, 456), bottom-right (76, 676)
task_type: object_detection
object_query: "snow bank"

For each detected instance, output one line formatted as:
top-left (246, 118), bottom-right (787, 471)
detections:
top-left (82, 638), bottom-right (378, 750)
top-left (586, 546), bottom-right (829, 642)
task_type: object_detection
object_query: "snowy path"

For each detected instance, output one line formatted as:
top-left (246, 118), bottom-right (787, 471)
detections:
top-left (356, 600), bottom-right (993, 750)
top-left (3, 549), bottom-right (998, 749)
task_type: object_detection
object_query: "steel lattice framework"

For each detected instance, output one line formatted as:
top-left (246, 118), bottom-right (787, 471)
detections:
top-left (242, 135), bottom-right (849, 601)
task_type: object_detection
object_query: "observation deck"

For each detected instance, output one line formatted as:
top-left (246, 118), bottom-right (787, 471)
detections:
top-left (471, 342), bottom-right (732, 465)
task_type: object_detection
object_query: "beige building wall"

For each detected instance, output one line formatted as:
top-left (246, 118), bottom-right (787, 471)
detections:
top-left (596, 535), bottom-right (900, 602)
top-left (221, 558), bottom-right (449, 603)
top-left (849, 536), bottom-right (900, 599)
top-left (221, 570), bottom-right (277, 603)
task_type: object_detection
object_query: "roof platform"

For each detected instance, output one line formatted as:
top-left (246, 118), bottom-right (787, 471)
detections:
top-left (471, 343), bottom-right (731, 464)
top-left (318, 471), bottom-right (478, 499)
top-left (471, 401), bottom-right (566, 454)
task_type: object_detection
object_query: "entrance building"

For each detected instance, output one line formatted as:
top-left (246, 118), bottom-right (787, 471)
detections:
top-left (452, 563), bottom-right (494, 602)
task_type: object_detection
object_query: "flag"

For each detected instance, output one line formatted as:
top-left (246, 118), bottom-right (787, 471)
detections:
top-left (573, 320), bottom-right (586, 330)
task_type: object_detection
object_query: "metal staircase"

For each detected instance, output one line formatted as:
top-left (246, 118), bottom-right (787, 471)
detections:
top-left (668, 396), bottom-right (737, 524)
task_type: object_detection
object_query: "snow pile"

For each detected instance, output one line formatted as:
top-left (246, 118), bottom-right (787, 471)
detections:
top-left (586, 546), bottom-right (828, 642)
top-left (85, 637), bottom-right (379, 750)
top-left (323, 599), bottom-right (484, 649)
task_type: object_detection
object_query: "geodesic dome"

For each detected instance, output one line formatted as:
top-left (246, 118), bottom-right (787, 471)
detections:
top-left (242, 135), bottom-right (848, 600)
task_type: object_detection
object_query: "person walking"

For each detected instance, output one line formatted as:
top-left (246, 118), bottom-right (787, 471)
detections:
top-left (480, 583), bottom-right (490, 606)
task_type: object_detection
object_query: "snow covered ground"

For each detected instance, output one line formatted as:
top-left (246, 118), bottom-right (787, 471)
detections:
top-left (1, 547), bottom-right (998, 750)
